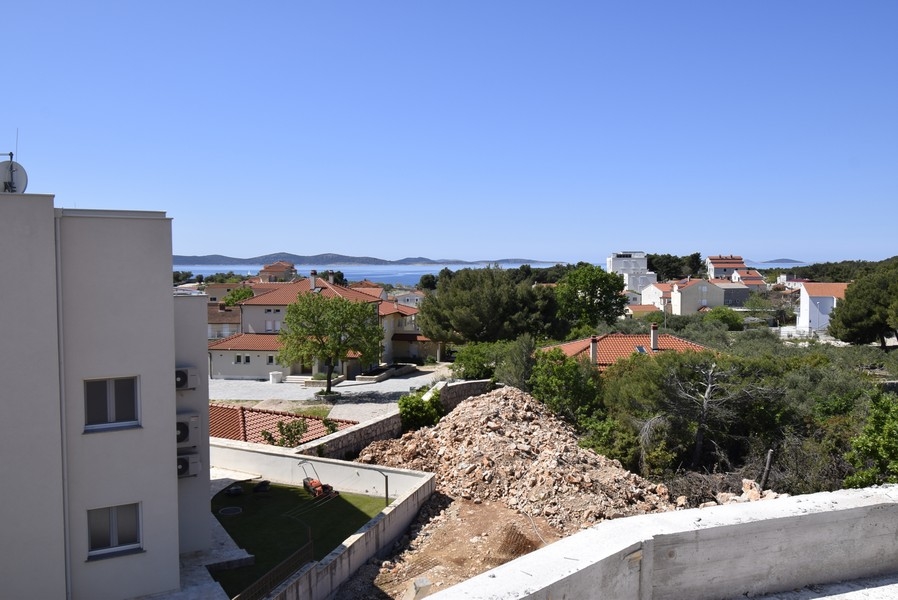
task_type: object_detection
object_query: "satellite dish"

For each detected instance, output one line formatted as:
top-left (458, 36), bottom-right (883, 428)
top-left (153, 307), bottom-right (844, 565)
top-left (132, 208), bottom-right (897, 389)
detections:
top-left (1, 154), bottom-right (27, 193)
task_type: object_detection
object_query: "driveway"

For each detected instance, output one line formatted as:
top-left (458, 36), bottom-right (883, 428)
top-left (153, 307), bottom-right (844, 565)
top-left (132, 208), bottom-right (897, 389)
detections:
top-left (208, 364), bottom-right (453, 423)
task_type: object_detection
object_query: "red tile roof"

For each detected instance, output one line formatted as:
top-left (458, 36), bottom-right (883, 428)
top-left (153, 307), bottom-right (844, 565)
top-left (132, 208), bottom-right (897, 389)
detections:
top-left (208, 333), bottom-right (282, 351)
top-left (241, 279), bottom-right (380, 306)
top-left (209, 403), bottom-right (357, 445)
top-left (379, 302), bottom-right (418, 317)
top-left (207, 303), bottom-right (242, 325)
top-left (803, 282), bottom-right (849, 299)
top-left (544, 332), bottom-right (707, 370)
top-left (627, 304), bottom-right (661, 314)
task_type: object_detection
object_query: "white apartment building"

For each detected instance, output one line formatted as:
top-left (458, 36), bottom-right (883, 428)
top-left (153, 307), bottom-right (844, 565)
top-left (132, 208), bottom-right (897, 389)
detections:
top-left (0, 193), bottom-right (210, 599)
top-left (606, 250), bottom-right (657, 292)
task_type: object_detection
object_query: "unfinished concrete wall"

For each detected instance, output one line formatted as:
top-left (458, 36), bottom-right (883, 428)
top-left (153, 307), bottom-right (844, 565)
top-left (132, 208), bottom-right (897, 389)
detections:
top-left (429, 486), bottom-right (898, 599)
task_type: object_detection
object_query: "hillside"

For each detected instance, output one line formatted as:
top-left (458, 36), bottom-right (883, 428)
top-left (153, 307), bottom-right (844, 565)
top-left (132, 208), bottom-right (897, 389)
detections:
top-left (173, 252), bottom-right (548, 266)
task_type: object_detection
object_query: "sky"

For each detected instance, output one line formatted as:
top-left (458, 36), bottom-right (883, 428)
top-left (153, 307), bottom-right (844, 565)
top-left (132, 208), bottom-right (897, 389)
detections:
top-left (5, 2), bottom-right (897, 265)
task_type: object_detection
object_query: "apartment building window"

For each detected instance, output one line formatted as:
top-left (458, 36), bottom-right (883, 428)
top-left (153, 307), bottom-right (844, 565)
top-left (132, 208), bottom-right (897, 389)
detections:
top-left (244, 355), bottom-right (251, 364)
top-left (265, 308), bottom-right (272, 313)
top-left (235, 355), bottom-right (242, 364)
top-left (84, 377), bottom-right (138, 431)
top-left (87, 503), bottom-right (141, 558)
top-left (267, 355), bottom-right (275, 365)
top-left (274, 321), bottom-right (281, 332)
top-left (274, 308), bottom-right (281, 313)
top-left (265, 320), bottom-right (274, 332)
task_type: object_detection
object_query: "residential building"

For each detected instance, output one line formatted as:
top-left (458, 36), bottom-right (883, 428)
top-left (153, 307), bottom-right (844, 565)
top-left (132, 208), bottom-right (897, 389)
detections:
top-left (208, 301), bottom-right (241, 339)
top-left (256, 260), bottom-right (298, 282)
top-left (732, 268), bottom-right (768, 292)
top-left (544, 323), bottom-right (707, 370)
top-left (706, 255), bottom-right (747, 279)
top-left (606, 250), bottom-right (657, 292)
top-left (671, 278), bottom-right (725, 315)
top-left (393, 289), bottom-right (426, 308)
top-left (0, 193), bottom-right (209, 599)
top-left (715, 281), bottom-right (751, 307)
top-left (208, 333), bottom-right (288, 380)
top-left (799, 282), bottom-right (850, 334)
top-left (640, 282), bottom-right (673, 312)
top-left (380, 300), bottom-right (435, 363)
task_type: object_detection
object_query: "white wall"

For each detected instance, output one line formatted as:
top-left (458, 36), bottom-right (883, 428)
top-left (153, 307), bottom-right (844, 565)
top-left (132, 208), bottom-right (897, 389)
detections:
top-left (58, 209), bottom-right (181, 599)
top-left (0, 194), bottom-right (68, 599)
top-left (174, 293), bottom-right (212, 553)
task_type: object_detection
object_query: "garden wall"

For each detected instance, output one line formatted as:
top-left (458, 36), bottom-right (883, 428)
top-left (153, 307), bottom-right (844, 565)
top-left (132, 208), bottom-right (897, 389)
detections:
top-left (209, 439), bottom-right (435, 600)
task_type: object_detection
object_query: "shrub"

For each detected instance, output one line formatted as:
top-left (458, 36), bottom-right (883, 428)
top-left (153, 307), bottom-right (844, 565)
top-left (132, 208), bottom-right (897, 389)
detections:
top-left (398, 389), bottom-right (443, 431)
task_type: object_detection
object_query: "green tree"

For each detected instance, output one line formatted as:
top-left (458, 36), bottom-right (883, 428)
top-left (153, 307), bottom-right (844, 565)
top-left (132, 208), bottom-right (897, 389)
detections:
top-left (451, 341), bottom-right (508, 380)
top-left (845, 392), bottom-right (898, 487)
top-left (528, 348), bottom-right (602, 428)
top-left (418, 273), bottom-right (437, 291)
top-left (494, 334), bottom-right (536, 391)
top-left (703, 306), bottom-right (744, 331)
top-left (261, 419), bottom-right (308, 447)
top-left (398, 388), bottom-right (444, 431)
top-left (418, 265), bottom-right (545, 344)
top-left (173, 270), bottom-right (193, 285)
top-left (555, 263), bottom-right (626, 329)
top-left (223, 286), bottom-right (254, 306)
top-left (829, 261), bottom-right (898, 348)
top-left (278, 293), bottom-right (383, 394)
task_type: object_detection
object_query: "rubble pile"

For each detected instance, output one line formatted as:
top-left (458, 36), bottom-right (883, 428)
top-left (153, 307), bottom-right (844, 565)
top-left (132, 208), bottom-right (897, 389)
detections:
top-left (358, 385), bottom-right (676, 532)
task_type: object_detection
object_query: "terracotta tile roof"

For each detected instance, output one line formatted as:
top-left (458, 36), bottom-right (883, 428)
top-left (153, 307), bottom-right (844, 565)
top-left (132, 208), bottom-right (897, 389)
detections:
top-left (803, 282), bottom-right (850, 299)
top-left (209, 403), bottom-right (357, 445)
top-left (207, 303), bottom-right (242, 325)
top-left (354, 287), bottom-right (386, 299)
top-left (379, 302), bottom-right (418, 317)
top-left (207, 333), bottom-right (364, 359)
top-left (544, 332), bottom-right (707, 370)
top-left (208, 333), bottom-right (282, 351)
top-left (627, 304), bottom-right (661, 314)
top-left (708, 255), bottom-right (745, 265)
top-left (240, 279), bottom-right (380, 306)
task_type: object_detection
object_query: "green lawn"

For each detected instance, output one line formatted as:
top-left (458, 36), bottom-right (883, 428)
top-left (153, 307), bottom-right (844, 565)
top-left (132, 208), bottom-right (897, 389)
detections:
top-left (211, 480), bottom-right (385, 597)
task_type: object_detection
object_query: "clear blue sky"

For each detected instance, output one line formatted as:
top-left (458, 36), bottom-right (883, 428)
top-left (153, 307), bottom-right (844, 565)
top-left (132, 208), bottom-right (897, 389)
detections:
top-left (6, 2), bottom-right (897, 265)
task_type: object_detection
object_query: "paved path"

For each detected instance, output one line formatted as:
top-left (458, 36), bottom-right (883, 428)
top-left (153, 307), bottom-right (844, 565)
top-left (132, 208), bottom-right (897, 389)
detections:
top-left (209, 365), bottom-right (452, 422)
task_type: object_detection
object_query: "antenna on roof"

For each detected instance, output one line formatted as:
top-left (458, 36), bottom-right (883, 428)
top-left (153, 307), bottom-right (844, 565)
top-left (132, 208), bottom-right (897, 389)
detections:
top-left (1, 152), bottom-right (28, 193)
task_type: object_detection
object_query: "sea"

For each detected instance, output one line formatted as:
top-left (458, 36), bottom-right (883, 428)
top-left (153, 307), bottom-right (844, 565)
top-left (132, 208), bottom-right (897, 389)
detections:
top-left (174, 262), bottom-right (553, 287)
top-left (174, 259), bottom-right (807, 288)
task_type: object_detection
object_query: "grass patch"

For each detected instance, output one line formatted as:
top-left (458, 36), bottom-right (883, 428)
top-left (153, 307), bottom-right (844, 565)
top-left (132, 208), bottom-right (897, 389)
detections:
top-left (294, 405), bottom-right (331, 419)
top-left (211, 480), bottom-right (385, 597)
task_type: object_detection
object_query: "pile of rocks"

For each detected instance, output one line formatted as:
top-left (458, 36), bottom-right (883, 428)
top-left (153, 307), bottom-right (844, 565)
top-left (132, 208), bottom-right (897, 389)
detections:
top-left (358, 385), bottom-right (676, 532)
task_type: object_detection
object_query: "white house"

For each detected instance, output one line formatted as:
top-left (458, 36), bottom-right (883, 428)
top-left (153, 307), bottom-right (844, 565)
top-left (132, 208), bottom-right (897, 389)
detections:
top-left (799, 282), bottom-right (850, 334)
top-left (0, 193), bottom-right (210, 600)
top-left (607, 251), bottom-right (658, 292)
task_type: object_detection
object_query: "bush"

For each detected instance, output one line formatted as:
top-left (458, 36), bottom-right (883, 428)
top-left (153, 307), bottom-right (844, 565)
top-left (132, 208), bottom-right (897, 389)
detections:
top-left (398, 389), bottom-right (443, 431)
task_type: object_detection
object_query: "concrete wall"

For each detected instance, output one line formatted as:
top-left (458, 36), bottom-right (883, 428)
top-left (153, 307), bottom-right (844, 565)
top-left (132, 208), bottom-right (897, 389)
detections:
top-left (428, 486), bottom-right (898, 599)
top-left (209, 439), bottom-right (435, 600)
top-left (174, 293), bottom-right (213, 554)
top-left (0, 194), bottom-right (68, 600)
top-left (58, 209), bottom-right (182, 599)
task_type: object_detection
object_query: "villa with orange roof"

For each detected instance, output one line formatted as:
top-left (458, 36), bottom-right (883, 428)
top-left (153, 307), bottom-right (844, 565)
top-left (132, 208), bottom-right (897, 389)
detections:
top-left (706, 255), bottom-right (747, 279)
top-left (799, 282), bottom-right (850, 334)
top-left (543, 323), bottom-right (708, 371)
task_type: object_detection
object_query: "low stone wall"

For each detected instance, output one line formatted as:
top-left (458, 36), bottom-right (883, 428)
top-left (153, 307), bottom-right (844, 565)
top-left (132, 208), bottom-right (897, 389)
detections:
top-left (435, 379), bottom-right (494, 413)
top-left (295, 410), bottom-right (403, 460)
top-left (209, 439), bottom-right (435, 600)
top-left (428, 485), bottom-right (898, 599)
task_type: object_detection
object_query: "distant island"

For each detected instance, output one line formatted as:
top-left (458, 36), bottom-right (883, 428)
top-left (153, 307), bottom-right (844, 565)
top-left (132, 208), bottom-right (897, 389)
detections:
top-left (759, 258), bottom-right (805, 264)
top-left (172, 252), bottom-right (556, 266)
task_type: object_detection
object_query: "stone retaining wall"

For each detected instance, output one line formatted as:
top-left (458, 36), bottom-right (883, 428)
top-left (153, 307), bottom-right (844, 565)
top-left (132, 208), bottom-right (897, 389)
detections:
top-left (295, 410), bottom-right (403, 460)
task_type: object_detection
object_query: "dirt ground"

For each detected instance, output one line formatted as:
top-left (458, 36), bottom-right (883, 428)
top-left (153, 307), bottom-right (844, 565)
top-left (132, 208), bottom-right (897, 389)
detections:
top-left (333, 493), bottom-right (564, 599)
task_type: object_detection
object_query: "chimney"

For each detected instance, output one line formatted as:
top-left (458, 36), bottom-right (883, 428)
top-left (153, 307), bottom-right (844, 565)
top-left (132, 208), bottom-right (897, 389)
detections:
top-left (309, 269), bottom-right (317, 285)
top-left (328, 270), bottom-right (335, 284)
top-left (651, 322), bottom-right (659, 351)
top-left (589, 335), bottom-right (598, 365)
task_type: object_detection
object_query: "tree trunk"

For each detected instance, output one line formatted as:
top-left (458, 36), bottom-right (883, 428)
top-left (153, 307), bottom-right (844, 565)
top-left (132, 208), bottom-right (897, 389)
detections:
top-left (325, 360), bottom-right (335, 394)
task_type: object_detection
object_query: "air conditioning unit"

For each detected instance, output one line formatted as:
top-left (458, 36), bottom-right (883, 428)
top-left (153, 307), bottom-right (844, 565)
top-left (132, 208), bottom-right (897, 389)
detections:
top-left (177, 454), bottom-right (201, 478)
top-left (175, 367), bottom-right (198, 390)
top-left (176, 414), bottom-right (201, 447)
